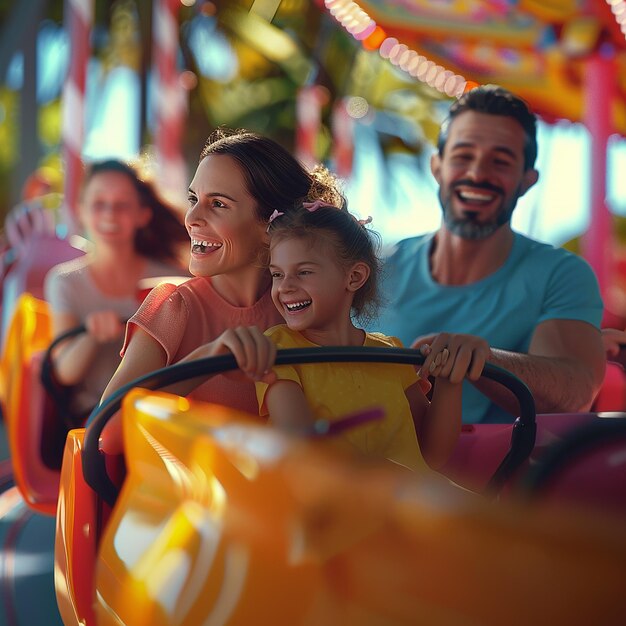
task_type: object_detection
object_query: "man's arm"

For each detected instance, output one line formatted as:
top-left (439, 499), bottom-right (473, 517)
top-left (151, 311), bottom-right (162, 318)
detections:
top-left (473, 319), bottom-right (605, 415)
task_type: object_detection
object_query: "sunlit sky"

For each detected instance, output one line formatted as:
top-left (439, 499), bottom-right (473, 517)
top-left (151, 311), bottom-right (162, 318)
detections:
top-left (345, 119), bottom-right (626, 249)
top-left (81, 63), bottom-right (626, 250)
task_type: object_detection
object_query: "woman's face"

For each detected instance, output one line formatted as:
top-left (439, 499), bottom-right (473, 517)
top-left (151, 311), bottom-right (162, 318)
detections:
top-left (80, 171), bottom-right (151, 246)
top-left (186, 154), bottom-right (267, 278)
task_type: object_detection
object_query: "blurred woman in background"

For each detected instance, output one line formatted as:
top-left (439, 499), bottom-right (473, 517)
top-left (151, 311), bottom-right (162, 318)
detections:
top-left (44, 159), bottom-right (190, 421)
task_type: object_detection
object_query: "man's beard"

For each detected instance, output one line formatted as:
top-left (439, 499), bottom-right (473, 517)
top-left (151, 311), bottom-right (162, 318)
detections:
top-left (440, 183), bottom-right (522, 240)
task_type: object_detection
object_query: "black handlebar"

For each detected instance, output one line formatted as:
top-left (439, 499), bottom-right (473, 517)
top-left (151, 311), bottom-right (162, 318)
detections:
top-left (82, 347), bottom-right (536, 506)
top-left (40, 324), bottom-right (87, 431)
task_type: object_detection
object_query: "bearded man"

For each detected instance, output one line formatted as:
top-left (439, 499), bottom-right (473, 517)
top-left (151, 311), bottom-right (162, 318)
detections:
top-left (376, 85), bottom-right (605, 423)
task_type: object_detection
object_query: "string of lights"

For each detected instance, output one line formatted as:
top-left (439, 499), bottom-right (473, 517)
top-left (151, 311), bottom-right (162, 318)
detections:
top-left (323, 0), bottom-right (479, 98)
top-left (325, 0), bottom-right (626, 96)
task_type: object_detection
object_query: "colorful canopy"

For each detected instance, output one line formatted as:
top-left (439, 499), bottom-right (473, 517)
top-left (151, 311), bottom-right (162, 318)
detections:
top-left (335, 0), bottom-right (626, 134)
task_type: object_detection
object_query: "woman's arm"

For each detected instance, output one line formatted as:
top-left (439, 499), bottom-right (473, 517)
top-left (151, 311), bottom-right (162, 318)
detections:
top-left (99, 326), bottom-right (279, 454)
top-left (50, 309), bottom-right (125, 386)
top-left (45, 266), bottom-right (126, 386)
top-left (100, 328), bottom-right (168, 402)
top-left (101, 325), bottom-right (277, 403)
top-left (98, 328), bottom-right (168, 454)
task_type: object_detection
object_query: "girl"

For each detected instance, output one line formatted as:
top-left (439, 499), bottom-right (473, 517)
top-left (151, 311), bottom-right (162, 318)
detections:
top-left (255, 202), bottom-right (490, 471)
top-left (44, 159), bottom-right (189, 420)
top-left (97, 130), bottom-right (344, 453)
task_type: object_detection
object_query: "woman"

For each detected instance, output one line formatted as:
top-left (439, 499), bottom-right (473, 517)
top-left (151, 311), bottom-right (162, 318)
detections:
top-left (44, 159), bottom-right (190, 421)
top-left (97, 129), bottom-right (343, 452)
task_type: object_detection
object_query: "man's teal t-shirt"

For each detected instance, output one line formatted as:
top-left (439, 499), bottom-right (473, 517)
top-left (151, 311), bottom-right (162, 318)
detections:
top-left (374, 232), bottom-right (603, 423)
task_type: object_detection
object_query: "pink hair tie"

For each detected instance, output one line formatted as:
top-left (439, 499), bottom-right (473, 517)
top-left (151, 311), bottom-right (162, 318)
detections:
top-left (358, 215), bottom-right (373, 226)
top-left (267, 209), bottom-right (284, 232)
top-left (302, 200), bottom-right (337, 212)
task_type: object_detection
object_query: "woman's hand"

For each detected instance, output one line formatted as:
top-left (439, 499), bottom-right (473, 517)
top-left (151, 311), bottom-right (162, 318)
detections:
top-left (85, 310), bottom-right (126, 343)
top-left (199, 326), bottom-right (278, 384)
top-left (413, 332), bottom-right (490, 384)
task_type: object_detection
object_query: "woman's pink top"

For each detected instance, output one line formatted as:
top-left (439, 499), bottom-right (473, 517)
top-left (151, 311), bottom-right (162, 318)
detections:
top-left (122, 277), bottom-right (283, 416)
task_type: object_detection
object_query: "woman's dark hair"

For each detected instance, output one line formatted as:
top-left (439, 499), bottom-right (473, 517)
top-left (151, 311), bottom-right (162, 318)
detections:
top-left (267, 204), bottom-right (381, 325)
top-left (437, 85), bottom-right (538, 171)
top-left (199, 129), bottom-right (345, 222)
top-left (81, 159), bottom-right (188, 264)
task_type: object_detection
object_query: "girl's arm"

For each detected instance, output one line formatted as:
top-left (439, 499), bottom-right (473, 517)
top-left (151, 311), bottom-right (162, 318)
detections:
top-left (407, 335), bottom-right (490, 470)
top-left (409, 378), bottom-right (462, 470)
top-left (265, 380), bottom-right (314, 434)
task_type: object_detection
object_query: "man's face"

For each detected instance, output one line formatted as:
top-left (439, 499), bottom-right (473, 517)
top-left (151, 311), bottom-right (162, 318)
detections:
top-left (431, 110), bottom-right (539, 240)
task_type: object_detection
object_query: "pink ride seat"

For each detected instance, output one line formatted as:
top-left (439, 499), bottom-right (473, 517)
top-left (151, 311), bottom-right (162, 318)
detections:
top-left (521, 415), bottom-right (626, 516)
top-left (441, 423), bottom-right (513, 493)
top-left (442, 412), bottom-right (626, 514)
top-left (1, 234), bottom-right (85, 351)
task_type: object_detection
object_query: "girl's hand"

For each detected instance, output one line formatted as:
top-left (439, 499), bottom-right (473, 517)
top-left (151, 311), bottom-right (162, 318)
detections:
top-left (205, 326), bottom-right (277, 384)
top-left (414, 332), bottom-right (490, 384)
top-left (85, 310), bottom-right (126, 343)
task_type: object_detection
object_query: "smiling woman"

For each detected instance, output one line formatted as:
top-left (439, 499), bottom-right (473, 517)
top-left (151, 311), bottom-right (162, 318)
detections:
top-left (95, 129), bottom-right (344, 455)
top-left (185, 153), bottom-right (270, 285)
top-left (44, 159), bottom-right (190, 421)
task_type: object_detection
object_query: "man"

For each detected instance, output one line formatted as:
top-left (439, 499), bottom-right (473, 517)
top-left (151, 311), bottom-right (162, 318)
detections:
top-left (377, 85), bottom-right (606, 423)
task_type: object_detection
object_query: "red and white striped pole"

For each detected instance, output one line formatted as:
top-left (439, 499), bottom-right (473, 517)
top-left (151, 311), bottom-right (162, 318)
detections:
top-left (331, 97), bottom-right (355, 179)
top-left (61, 0), bottom-right (94, 234)
top-left (295, 85), bottom-right (327, 170)
top-left (153, 0), bottom-right (188, 206)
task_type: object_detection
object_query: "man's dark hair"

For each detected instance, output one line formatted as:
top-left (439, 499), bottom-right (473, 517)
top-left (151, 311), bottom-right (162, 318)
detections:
top-left (437, 85), bottom-right (538, 170)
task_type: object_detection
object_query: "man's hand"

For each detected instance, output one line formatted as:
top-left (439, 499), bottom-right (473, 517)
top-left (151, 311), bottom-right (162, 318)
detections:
top-left (413, 332), bottom-right (491, 384)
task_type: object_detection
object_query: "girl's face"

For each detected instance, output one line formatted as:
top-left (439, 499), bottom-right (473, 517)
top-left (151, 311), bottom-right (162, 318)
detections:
top-left (186, 154), bottom-right (267, 278)
top-left (80, 171), bottom-right (151, 246)
top-left (269, 235), bottom-right (357, 337)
